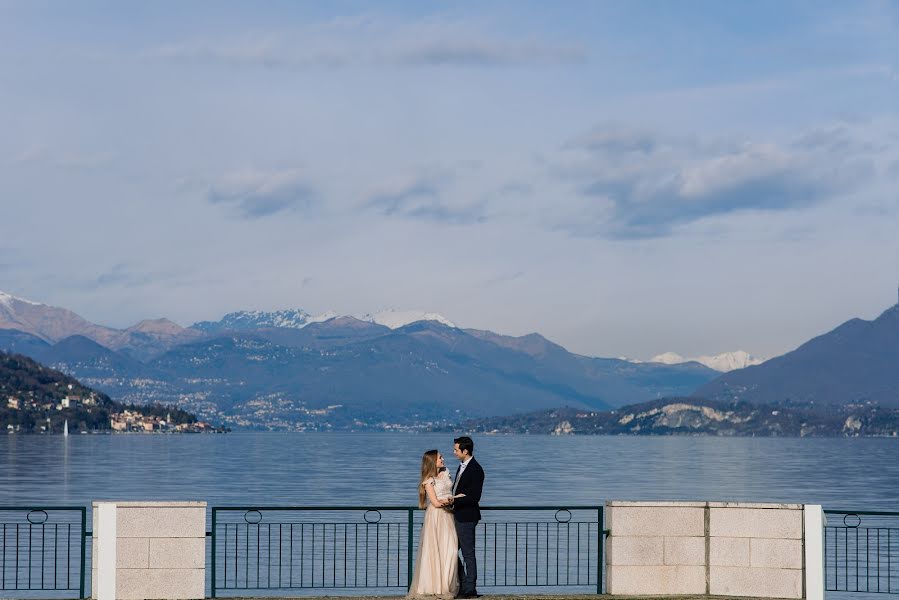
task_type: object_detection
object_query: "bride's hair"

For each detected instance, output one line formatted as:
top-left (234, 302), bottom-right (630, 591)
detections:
top-left (418, 450), bottom-right (440, 509)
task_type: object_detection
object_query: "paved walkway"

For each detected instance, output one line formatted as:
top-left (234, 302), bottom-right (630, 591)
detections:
top-left (238, 596), bottom-right (759, 600)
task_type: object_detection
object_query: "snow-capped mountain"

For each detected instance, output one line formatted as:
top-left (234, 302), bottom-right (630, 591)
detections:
top-left (650, 350), bottom-right (764, 372)
top-left (191, 308), bottom-right (455, 332)
top-left (0, 291), bottom-right (42, 309)
top-left (191, 309), bottom-right (338, 332)
top-left (359, 309), bottom-right (456, 330)
top-left (0, 290), bottom-right (200, 360)
top-left (0, 290), bottom-right (120, 344)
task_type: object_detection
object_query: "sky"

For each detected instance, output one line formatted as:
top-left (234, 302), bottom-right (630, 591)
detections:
top-left (1, 0), bottom-right (897, 360)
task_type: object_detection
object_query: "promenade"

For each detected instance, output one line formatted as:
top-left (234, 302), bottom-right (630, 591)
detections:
top-left (236, 596), bottom-right (756, 600)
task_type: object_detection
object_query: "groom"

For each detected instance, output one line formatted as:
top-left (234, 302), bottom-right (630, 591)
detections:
top-left (451, 436), bottom-right (485, 599)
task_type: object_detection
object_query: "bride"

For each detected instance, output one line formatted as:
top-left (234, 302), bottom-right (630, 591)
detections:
top-left (407, 450), bottom-right (462, 599)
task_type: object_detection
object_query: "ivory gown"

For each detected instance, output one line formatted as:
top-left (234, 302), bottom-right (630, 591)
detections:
top-left (407, 471), bottom-right (459, 599)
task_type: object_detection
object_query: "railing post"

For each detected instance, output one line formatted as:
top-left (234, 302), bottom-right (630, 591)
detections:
top-left (210, 508), bottom-right (217, 598)
top-left (407, 508), bottom-right (414, 590)
top-left (79, 506), bottom-right (87, 600)
top-left (597, 506), bottom-right (603, 595)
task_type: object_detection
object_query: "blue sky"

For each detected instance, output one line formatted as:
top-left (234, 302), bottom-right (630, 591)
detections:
top-left (1, 0), bottom-right (897, 360)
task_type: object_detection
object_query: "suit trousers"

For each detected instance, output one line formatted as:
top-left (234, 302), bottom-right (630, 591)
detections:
top-left (454, 520), bottom-right (478, 595)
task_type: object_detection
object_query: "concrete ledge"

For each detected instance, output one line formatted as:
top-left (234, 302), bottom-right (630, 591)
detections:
top-left (607, 501), bottom-right (803, 510)
top-left (606, 501), bottom-right (815, 599)
top-left (93, 501), bottom-right (206, 507)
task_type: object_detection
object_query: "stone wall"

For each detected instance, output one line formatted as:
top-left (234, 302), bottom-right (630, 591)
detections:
top-left (91, 501), bottom-right (206, 600)
top-left (606, 501), bottom-right (814, 599)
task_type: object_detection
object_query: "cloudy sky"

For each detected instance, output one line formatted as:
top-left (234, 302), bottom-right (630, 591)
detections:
top-left (1, 0), bottom-right (897, 360)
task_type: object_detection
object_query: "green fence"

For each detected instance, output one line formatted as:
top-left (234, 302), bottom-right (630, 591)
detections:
top-left (210, 505), bottom-right (605, 597)
top-left (825, 510), bottom-right (899, 594)
top-left (0, 506), bottom-right (87, 599)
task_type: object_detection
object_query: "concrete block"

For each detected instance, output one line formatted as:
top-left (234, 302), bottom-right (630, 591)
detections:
top-left (149, 537), bottom-right (205, 569)
top-left (608, 500), bottom-right (707, 507)
top-left (117, 507), bottom-right (206, 538)
top-left (710, 536), bottom-right (750, 567)
top-left (710, 507), bottom-right (802, 539)
top-left (751, 538), bottom-right (803, 569)
top-left (607, 506), bottom-right (705, 537)
top-left (607, 536), bottom-right (663, 565)
top-left (708, 501), bottom-right (804, 510)
top-left (664, 536), bottom-right (705, 565)
top-left (117, 538), bottom-right (150, 568)
top-left (607, 565), bottom-right (706, 595)
top-left (710, 566), bottom-right (803, 598)
top-left (116, 568), bottom-right (205, 600)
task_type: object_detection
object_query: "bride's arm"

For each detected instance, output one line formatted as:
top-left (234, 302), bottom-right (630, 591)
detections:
top-left (424, 479), bottom-right (451, 507)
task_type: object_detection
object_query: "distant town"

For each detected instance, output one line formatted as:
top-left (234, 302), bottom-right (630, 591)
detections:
top-left (5, 389), bottom-right (220, 433)
top-left (1, 351), bottom-right (225, 434)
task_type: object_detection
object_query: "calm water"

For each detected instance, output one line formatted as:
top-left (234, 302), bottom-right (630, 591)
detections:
top-left (2, 432), bottom-right (897, 510)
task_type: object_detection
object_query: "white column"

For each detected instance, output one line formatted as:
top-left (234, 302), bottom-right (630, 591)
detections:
top-left (804, 505), bottom-right (826, 600)
top-left (96, 503), bottom-right (118, 600)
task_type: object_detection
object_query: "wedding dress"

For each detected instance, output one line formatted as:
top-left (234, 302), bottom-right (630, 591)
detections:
top-left (407, 471), bottom-right (459, 599)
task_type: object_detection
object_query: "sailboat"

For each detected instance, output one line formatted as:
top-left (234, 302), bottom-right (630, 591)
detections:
top-left (63, 419), bottom-right (69, 437)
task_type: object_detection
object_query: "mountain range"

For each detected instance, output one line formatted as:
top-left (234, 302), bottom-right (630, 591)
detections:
top-left (0, 292), bottom-right (719, 428)
top-left (698, 303), bottom-right (899, 407)
top-left (1, 290), bottom-right (896, 430)
top-left (648, 350), bottom-right (764, 373)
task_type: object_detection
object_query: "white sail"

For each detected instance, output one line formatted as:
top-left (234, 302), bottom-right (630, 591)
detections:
top-left (64, 419), bottom-right (69, 436)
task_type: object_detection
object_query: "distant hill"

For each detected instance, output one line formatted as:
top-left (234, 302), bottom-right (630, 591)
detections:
top-left (448, 397), bottom-right (899, 437)
top-left (0, 351), bottom-right (207, 433)
top-left (0, 328), bottom-right (52, 358)
top-left (697, 303), bottom-right (899, 407)
top-left (1, 350), bottom-right (115, 433)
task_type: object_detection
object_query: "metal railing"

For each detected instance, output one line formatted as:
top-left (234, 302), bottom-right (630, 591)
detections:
top-left (209, 505), bottom-right (604, 597)
top-left (0, 506), bottom-right (87, 599)
top-left (825, 510), bottom-right (899, 594)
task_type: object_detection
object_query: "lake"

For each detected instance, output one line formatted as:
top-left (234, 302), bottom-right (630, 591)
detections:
top-left (2, 432), bottom-right (896, 510)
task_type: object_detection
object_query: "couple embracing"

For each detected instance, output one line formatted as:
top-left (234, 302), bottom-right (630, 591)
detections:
top-left (408, 436), bottom-right (485, 600)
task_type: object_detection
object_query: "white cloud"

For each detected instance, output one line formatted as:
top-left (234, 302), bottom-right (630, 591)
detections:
top-left (549, 122), bottom-right (883, 239)
top-left (145, 17), bottom-right (585, 69)
top-left (207, 168), bottom-right (317, 219)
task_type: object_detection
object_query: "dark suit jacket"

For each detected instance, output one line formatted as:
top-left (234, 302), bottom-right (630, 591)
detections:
top-left (452, 457), bottom-right (485, 523)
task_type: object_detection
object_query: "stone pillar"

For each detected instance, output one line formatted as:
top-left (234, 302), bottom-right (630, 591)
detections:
top-left (606, 501), bottom-right (820, 599)
top-left (804, 505), bottom-right (826, 600)
top-left (92, 501), bottom-right (206, 600)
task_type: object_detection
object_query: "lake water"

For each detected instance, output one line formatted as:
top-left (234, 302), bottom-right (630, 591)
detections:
top-left (2, 432), bottom-right (897, 510)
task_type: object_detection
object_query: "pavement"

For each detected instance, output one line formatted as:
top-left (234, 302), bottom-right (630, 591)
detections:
top-left (236, 596), bottom-right (769, 600)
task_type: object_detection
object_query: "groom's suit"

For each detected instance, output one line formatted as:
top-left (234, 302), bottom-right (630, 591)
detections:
top-left (453, 457), bottom-right (485, 597)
